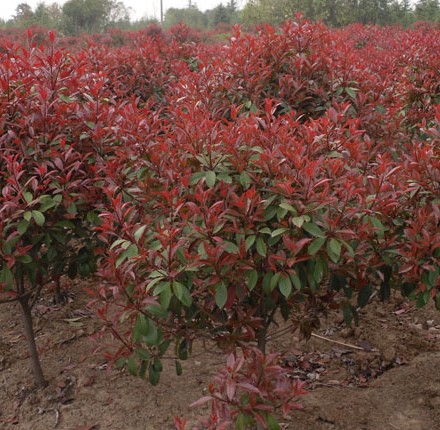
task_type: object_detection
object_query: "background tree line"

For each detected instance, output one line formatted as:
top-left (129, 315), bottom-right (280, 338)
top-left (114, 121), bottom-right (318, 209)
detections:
top-left (0, 0), bottom-right (439, 35)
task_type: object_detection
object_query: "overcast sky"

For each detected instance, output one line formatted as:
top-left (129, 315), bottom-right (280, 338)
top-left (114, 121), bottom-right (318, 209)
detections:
top-left (1, 0), bottom-right (244, 22)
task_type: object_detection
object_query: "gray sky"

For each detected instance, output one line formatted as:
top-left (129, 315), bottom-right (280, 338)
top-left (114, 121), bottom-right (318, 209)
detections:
top-left (0, 0), bottom-right (242, 22)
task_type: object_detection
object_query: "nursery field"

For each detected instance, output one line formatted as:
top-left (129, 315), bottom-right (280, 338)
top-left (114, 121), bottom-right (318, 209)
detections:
top-left (1, 281), bottom-right (440, 429)
top-left (1, 19), bottom-right (439, 429)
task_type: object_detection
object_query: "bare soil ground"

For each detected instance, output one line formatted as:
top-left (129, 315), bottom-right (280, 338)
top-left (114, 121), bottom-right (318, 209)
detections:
top-left (1, 279), bottom-right (440, 430)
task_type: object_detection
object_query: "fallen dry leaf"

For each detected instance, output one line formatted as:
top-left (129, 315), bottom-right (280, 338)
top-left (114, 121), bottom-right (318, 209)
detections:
top-left (74, 425), bottom-right (99, 430)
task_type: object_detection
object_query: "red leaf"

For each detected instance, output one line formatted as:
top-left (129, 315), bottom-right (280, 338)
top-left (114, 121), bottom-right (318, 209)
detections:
top-left (226, 378), bottom-right (236, 401)
top-left (189, 396), bottom-right (213, 408)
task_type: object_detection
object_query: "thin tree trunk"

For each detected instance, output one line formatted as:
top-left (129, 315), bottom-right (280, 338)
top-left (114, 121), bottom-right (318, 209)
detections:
top-left (15, 264), bottom-right (47, 387)
top-left (257, 325), bottom-right (267, 354)
top-left (256, 298), bottom-right (268, 354)
top-left (18, 294), bottom-right (47, 387)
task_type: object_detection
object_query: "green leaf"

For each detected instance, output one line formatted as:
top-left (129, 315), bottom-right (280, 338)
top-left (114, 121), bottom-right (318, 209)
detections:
top-left (86, 210), bottom-right (99, 224)
top-left (55, 220), bottom-right (75, 229)
top-left (266, 414), bottom-right (281, 430)
top-left (146, 277), bottom-right (166, 292)
top-left (66, 202), bottom-right (78, 215)
top-left (259, 227), bottom-right (271, 235)
top-left (264, 205), bottom-right (278, 221)
top-left (345, 87), bottom-right (358, 99)
top-left (217, 173), bottom-right (232, 184)
top-left (153, 357), bottom-right (163, 372)
top-left (256, 237), bottom-right (267, 257)
top-left (133, 225), bottom-right (147, 243)
top-left (271, 228), bottom-right (288, 238)
top-left (225, 241), bottom-right (239, 254)
top-left (115, 244), bottom-right (138, 268)
top-left (303, 222), bottom-right (325, 238)
top-left (357, 284), bottom-right (373, 308)
top-left (139, 361), bottom-right (148, 380)
top-left (31, 210), bottom-right (45, 226)
top-left (375, 104), bottom-right (386, 115)
top-left (145, 304), bottom-right (169, 319)
top-left (279, 202), bottom-right (297, 214)
top-left (205, 171), bottom-right (216, 188)
top-left (340, 239), bottom-right (355, 257)
top-left (145, 320), bottom-right (159, 346)
top-left (127, 356), bottom-right (137, 376)
top-left (290, 273), bottom-right (301, 291)
top-left (160, 286), bottom-right (172, 309)
top-left (136, 315), bottom-right (150, 336)
top-left (416, 290), bottom-right (430, 308)
top-left (292, 216), bottom-right (305, 228)
top-left (245, 235), bottom-right (256, 251)
top-left (178, 339), bottom-right (189, 360)
top-left (308, 237), bottom-right (325, 255)
top-left (59, 94), bottom-right (74, 103)
top-left (159, 340), bottom-right (171, 356)
top-left (16, 255), bottom-right (32, 264)
top-left (279, 275), bottom-right (292, 298)
top-left (23, 211), bottom-right (32, 222)
top-left (175, 360), bottom-right (183, 376)
top-left (23, 191), bottom-right (33, 204)
top-left (173, 282), bottom-right (192, 307)
top-left (39, 196), bottom-right (57, 212)
top-left (115, 357), bottom-right (127, 369)
top-left (120, 240), bottom-right (132, 250)
top-left (236, 414), bottom-right (246, 430)
top-left (110, 239), bottom-right (129, 250)
top-left (136, 349), bottom-right (150, 361)
top-left (327, 238), bottom-right (342, 263)
top-left (2, 235), bottom-right (19, 255)
top-left (270, 272), bottom-right (281, 291)
top-left (313, 257), bottom-right (325, 283)
top-left (262, 272), bottom-right (273, 294)
top-left (248, 270), bottom-right (258, 290)
top-left (277, 206), bottom-right (288, 220)
top-left (215, 282), bottom-right (228, 309)
top-left (213, 222), bottom-right (225, 234)
top-left (189, 171), bottom-right (206, 185)
top-left (148, 366), bottom-right (160, 386)
top-left (371, 217), bottom-right (386, 239)
top-left (0, 266), bottom-right (13, 288)
top-left (240, 171), bottom-right (251, 189)
top-left (17, 220), bottom-right (29, 235)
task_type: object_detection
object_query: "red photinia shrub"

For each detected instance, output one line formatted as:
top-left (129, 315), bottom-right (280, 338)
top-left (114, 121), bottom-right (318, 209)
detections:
top-left (0, 31), bottom-right (104, 386)
top-left (89, 20), bottom-right (439, 428)
top-left (1, 21), bottom-right (439, 427)
top-left (187, 347), bottom-right (307, 429)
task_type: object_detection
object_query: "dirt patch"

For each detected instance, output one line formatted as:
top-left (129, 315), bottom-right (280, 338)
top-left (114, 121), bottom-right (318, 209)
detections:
top-left (1, 281), bottom-right (440, 430)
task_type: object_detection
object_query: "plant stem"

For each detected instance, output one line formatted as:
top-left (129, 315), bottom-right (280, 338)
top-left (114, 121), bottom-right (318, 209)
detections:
top-left (18, 296), bottom-right (48, 387)
top-left (16, 265), bottom-right (47, 388)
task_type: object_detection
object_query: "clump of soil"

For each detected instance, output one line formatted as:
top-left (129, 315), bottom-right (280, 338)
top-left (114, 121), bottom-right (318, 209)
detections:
top-left (1, 280), bottom-right (440, 430)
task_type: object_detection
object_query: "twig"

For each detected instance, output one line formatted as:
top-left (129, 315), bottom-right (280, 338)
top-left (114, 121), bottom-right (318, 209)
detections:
top-left (53, 408), bottom-right (60, 428)
top-left (311, 332), bottom-right (378, 352)
top-left (37, 407), bottom-right (60, 428)
top-left (29, 283), bottom-right (44, 309)
top-left (0, 283), bottom-right (44, 305)
top-left (0, 295), bottom-right (19, 304)
top-left (312, 382), bottom-right (362, 389)
top-left (389, 423), bottom-right (402, 430)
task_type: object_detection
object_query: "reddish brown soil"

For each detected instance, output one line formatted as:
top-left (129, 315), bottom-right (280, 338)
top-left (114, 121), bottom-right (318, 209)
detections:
top-left (1, 280), bottom-right (440, 430)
